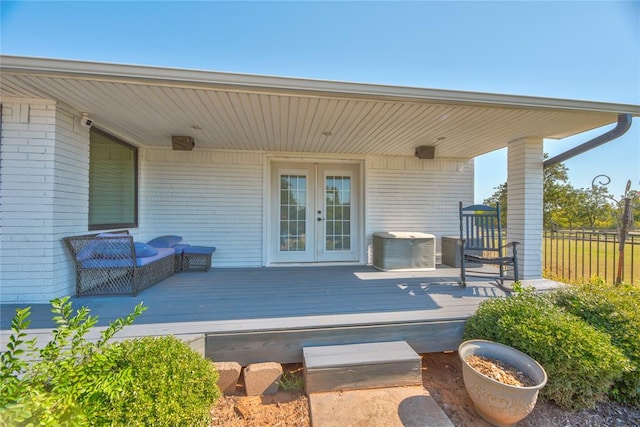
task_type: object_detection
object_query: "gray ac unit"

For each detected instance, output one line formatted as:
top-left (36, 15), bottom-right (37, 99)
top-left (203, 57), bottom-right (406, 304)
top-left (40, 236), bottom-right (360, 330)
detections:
top-left (372, 232), bottom-right (436, 271)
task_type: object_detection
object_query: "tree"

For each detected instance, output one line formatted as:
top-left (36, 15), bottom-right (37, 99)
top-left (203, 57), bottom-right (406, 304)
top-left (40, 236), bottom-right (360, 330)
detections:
top-left (548, 185), bottom-right (583, 229)
top-left (481, 156), bottom-right (636, 231)
top-left (483, 154), bottom-right (573, 229)
top-left (483, 182), bottom-right (507, 226)
top-left (576, 185), bottom-right (616, 231)
top-left (625, 189), bottom-right (640, 228)
top-left (542, 160), bottom-right (572, 228)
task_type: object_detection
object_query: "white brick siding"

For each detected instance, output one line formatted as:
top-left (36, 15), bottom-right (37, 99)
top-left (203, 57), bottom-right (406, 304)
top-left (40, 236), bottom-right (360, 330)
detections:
top-left (139, 149), bottom-right (264, 267)
top-left (366, 156), bottom-right (474, 263)
top-left (1, 100), bottom-right (89, 302)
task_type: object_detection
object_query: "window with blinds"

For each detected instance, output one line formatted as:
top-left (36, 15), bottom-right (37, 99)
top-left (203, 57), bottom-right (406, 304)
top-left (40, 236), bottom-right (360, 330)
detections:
top-left (88, 128), bottom-right (138, 230)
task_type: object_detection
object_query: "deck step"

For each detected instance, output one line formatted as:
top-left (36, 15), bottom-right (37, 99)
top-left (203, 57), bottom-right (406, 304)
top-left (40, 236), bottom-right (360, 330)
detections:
top-left (303, 341), bottom-right (422, 393)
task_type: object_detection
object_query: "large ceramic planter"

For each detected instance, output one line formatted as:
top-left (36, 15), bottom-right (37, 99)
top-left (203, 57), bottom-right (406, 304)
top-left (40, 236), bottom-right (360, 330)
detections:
top-left (458, 339), bottom-right (547, 427)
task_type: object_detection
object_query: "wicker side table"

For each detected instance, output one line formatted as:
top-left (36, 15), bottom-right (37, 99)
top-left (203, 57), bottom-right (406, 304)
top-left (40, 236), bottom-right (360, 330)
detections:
top-left (182, 246), bottom-right (216, 272)
top-left (171, 244), bottom-right (191, 272)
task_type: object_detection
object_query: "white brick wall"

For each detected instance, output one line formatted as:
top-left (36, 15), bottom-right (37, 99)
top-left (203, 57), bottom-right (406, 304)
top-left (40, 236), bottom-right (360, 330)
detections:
top-left (139, 149), bottom-right (265, 267)
top-left (1, 100), bottom-right (89, 303)
top-left (139, 151), bottom-right (473, 268)
top-left (366, 156), bottom-right (474, 262)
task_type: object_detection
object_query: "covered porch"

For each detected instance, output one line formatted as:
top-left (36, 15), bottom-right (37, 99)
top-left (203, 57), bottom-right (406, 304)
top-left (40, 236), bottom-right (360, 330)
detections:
top-left (0, 265), bottom-right (558, 364)
top-left (1, 56), bottom-right (637, 306)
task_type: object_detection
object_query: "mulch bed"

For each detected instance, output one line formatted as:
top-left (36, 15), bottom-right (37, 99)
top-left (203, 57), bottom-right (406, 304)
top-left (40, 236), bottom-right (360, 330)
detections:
top-left (465, 354), bottom-right (536, 387)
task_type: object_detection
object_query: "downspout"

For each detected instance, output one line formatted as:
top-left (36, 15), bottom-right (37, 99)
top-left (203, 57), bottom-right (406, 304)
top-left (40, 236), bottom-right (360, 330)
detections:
top-left (544, 113), bottom-right (633, 168)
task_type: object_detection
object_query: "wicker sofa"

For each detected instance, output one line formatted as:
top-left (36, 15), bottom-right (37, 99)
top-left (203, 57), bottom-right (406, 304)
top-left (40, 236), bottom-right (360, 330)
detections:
top-left (63, 232), bottom-right (175, 297)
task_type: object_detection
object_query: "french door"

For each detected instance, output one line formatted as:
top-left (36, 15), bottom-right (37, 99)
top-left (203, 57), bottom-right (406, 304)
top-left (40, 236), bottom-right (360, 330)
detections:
top-left (270, 162), bottom-right (359, 263)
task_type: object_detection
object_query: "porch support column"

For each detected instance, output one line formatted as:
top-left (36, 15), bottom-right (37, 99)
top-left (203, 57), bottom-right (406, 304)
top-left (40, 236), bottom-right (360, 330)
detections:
top-left (507, 137), bottom-right (544, 280)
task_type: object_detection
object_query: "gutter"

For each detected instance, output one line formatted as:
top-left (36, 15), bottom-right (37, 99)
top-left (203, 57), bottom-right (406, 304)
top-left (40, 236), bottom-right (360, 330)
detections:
top-left (544, 113), bottom-right (633, 168)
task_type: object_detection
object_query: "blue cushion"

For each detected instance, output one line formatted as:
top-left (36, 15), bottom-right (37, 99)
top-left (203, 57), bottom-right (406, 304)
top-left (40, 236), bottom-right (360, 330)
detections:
top-left (94, 241), bottom-right (131, 259)
top-left (171, 243), bottom-right (191, 255)
top-left (134, 242), bottom-right (158, 258)
top-left (147, 235), bottom-right (182, 248)
top-left (81, 258), bottom-right (135, 269)
top-left (76, 240), bottom-right (101, 261)
top-left (81, 247), bottom-right (174, 269)
top-left (75, 232), bottom-right (129, 261)
top-left (136, 247), bottom-right (175, 267)
top-left (97, 232), bottom-right (129, 237)
top-left (184, 246), bottom-right (216, 255)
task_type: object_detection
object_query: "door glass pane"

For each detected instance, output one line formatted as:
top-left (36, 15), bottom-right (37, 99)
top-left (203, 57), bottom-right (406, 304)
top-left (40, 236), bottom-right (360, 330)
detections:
top-left (280, 175), bottom-right (307, 252)
top-left (325, 175), bottom-right (351, 251)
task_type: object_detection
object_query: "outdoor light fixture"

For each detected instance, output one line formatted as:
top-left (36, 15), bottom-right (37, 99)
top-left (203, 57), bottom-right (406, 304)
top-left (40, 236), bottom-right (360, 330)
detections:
top-left (171, 135), bottom-right (195, 151)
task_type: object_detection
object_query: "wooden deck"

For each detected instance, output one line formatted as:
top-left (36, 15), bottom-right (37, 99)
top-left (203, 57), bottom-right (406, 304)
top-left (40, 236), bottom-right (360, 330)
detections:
top-left (1, 265), bottom-right (556, 364)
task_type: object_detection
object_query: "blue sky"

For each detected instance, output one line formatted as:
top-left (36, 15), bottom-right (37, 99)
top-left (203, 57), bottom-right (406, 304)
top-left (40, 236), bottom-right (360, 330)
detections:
top-left (2, 1), bottom-right (638, 201)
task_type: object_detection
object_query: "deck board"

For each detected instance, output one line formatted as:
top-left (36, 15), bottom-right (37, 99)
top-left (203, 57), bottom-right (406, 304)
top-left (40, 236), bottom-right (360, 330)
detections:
top-left (1, 265), bottom-right (551, 363)
top-left (2, 265), bottom-right (506, 328)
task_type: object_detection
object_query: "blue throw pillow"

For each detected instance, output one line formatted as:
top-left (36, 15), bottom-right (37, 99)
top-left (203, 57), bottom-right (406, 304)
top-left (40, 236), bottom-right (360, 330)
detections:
top-left (75, 233), bottom-right (128, 261)
top-left (147, 235), bottom-right (182, 248)
top-left (134, 242), bottom-right (159, 258)
top-left (94, 241), bottom-right (131, 259)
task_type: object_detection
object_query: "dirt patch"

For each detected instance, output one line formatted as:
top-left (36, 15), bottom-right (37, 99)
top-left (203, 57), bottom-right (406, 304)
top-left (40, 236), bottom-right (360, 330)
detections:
top-left (422, 351), bottom-right (640, 427)
top-left (210, 392), bottom-right (309, 427)
top-left (210, 364), bottom-right (309, 427)
top-left (210, 353), bottom-right (640, 426)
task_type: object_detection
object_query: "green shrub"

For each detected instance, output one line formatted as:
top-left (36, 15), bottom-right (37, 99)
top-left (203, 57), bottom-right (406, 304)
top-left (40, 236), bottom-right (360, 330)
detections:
top-left (554, 279), bottom-right (640, 405)
top-left (463, 291), bottom-right (630, 410)
top-left (0, 297), bottom-right (146, 426)
top-left (1, 298), bottom-right (220, 427)
top-left (103, 336), bottom-right (220, 426)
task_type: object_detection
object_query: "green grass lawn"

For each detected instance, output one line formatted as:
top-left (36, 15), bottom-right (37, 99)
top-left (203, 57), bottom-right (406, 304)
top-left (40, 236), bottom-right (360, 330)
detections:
top-left (543, 232), bottom-right (639, 286)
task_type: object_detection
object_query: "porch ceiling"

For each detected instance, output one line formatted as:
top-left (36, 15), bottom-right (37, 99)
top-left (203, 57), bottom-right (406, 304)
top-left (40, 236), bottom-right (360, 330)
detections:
top-left (2, 55), bottom-right (638, 159)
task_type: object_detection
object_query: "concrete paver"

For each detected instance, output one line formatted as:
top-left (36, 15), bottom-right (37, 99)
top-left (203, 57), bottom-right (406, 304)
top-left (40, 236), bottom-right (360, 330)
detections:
top-left (308, 385), bottom-right (454, 427)
top-left (243, 362), bottom-right (282, 396)
top-left (214, 361), bottom-right (242, 394)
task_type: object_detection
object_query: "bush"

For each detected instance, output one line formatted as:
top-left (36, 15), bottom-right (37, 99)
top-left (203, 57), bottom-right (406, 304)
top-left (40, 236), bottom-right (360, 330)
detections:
top-left (0, 297), bottom-right (146, 426)
top-left (554, 278), bottom-right (640, 405)
top-left (463, 290), bottom-right (630, 410)
top-left (1, 297), bottom-right (221, 427)
top-left (103, 336), bottom-right (220, 426)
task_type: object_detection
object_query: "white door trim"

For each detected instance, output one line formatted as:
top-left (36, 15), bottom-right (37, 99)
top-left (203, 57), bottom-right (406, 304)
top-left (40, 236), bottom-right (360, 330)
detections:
top-left (267, 160), bottom-right (362, 265)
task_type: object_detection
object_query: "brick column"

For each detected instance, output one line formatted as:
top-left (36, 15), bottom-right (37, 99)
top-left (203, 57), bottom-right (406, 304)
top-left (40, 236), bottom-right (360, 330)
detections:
top-left (507, 138), bottom-right (544, 280)
top-left (0, 100), bottom-right (89, 302)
